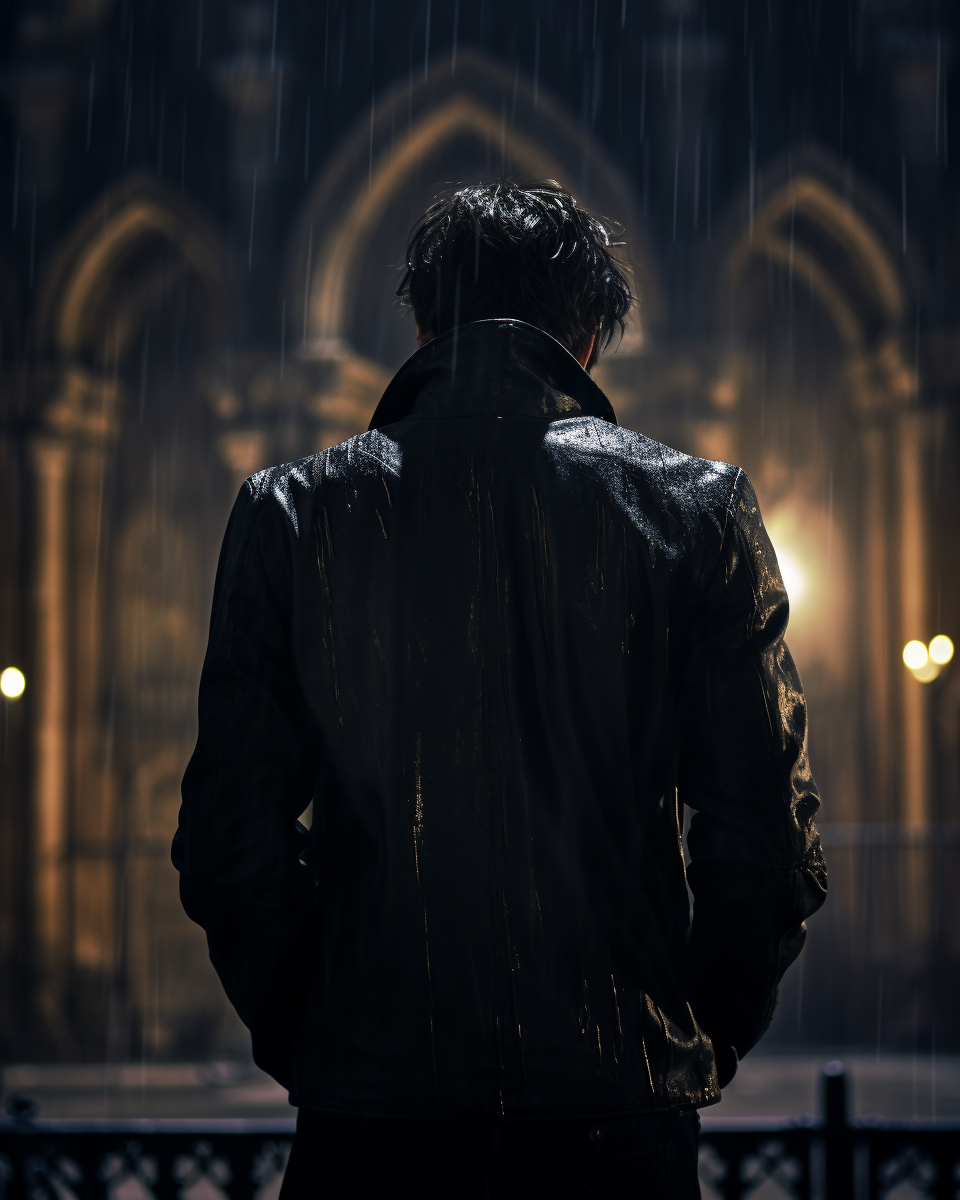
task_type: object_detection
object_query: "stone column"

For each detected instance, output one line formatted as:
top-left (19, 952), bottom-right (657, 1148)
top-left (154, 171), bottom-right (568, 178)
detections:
top-left (30, 437), bottom-right (71, 1034)
top-left (860, 425), bottom-right (893, 821)
top-left (849, 340), bottom-right (928, 954)
top-left (895, 408), bottom-right (932, 953)
top-left (71, 439), bottom-right (117, 988)
top-left (32, 367), bottom-right (120, 1043)
top-left (897, 410), bottom-right (929, 830)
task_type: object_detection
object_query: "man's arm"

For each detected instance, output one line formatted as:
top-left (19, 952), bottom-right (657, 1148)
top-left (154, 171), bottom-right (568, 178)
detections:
top-left (678, 469), bottom-right (827, 1086)
top-left (172, 482), bottom-right (321, 1084)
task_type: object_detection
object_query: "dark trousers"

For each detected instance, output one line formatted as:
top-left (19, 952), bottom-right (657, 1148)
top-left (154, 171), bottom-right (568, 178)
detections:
top-left (279, 1107), bottom-right (701, 1198)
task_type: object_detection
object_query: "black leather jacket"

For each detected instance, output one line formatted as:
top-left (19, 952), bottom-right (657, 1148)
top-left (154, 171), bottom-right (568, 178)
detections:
top-left (173, 320), bottom-right (826, 1118)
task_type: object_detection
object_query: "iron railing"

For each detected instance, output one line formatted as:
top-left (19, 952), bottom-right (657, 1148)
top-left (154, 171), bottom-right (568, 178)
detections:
top-left (0, 1065), bottom-right (958, 1199)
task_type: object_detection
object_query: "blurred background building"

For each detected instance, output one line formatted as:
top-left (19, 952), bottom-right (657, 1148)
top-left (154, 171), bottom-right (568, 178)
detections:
top-left (0, 0), bottom-right (958, 1069)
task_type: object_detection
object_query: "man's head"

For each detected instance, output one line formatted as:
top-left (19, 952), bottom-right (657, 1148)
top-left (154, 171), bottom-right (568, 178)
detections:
top-left (397, 180), bottom-right (633, 371)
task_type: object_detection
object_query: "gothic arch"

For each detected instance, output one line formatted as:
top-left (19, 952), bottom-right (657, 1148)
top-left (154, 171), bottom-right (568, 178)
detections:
top-left (715, 145), bottom-right (932, 836)
top-left (286, 50), bottom-right (657, 369)
top-left (35, 171), bottom-right (231, 367)
top-left (25, 174), bottom-right (233, 1045)
top-left (717, 145), bottom-right (917, 412)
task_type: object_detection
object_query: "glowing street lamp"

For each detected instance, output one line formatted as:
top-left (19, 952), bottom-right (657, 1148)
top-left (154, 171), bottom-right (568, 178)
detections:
top-left (903, 636), bottom-right (954, 683)
top-left (0, 667), bottom-right (25, 700)
top-left (903, 641), bottom-right (929, 671)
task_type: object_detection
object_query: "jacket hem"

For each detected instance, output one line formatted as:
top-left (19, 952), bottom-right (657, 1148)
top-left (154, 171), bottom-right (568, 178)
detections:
top-left (286, 1095), bottom-right (719, 1121)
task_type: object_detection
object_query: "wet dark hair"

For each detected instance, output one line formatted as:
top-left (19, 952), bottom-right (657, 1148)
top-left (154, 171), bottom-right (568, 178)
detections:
top-left (397, 179), bottom-right (633, 368)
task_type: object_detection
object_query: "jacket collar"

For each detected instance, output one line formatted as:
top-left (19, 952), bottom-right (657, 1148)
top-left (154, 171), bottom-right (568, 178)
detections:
top-left (368, 319), bottom-right (618, 430)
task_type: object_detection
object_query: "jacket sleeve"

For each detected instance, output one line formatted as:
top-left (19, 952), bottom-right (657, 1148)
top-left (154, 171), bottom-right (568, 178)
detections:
top-left (172, 482), bottom-right (321, 1084)
top-left (678, 469), bottom-right (827, 1085)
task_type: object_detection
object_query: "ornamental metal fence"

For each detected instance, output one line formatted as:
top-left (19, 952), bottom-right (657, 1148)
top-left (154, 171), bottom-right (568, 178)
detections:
top-left (1, 1067), bottom-right (958, 1199)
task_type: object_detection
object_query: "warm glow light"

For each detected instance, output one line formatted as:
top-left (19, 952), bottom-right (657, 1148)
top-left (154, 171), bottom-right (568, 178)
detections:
top-left (911, 658), bottom-right (941, 683)
top-left (776, 548), bottom-right (807, 605)
top-left (903, 640), bottom-right (928, 671)
top-left (929, 634), bottom-right (954, 666)
top-left (0, 667), bottom-right (25, 699)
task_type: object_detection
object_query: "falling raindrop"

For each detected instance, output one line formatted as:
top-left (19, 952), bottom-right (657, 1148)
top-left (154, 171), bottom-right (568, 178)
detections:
top-left (11, 138), bottom-right (19, 233)
top-left (86, 60), bottom-right (95, 151)
top-left (196, 0), bottom-right (204, 68)
top-left (248, 166), bottom-right (258, 272)
top-left (180, 109), bottom-right (187, 192)
top-left (424, 0), bottom-right (431, 81)
top-left (304, 93), bottom-right (312, 181)
top-left (275, 66), bottom-right (284, 160)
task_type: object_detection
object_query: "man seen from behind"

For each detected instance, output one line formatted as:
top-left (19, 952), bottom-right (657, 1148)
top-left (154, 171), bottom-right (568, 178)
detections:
top-left (173, 180), bottom-right (827, 1198)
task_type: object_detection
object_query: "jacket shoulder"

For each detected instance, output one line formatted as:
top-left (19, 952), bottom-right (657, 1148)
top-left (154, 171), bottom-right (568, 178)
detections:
top-left (649, 437), bottom-right (742, 524)
top-left (544, 416), bottom-right (742, 525)
top-left (243, 429), bottom-right (403, 536)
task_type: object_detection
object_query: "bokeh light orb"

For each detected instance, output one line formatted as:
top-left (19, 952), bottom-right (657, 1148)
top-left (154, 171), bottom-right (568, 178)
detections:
top-left (929, 635), bottom-right (954, 666)
top-left (902, 640), bottom-right (928, 671)
top-left (0, 667), bottom-right (25, 699)
top-left (911, 658), bottom-right (941, 683)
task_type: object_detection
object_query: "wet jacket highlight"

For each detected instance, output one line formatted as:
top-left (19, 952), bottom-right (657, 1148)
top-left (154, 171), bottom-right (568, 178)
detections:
top-left (173, 319), bottom-right (826, 1118)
